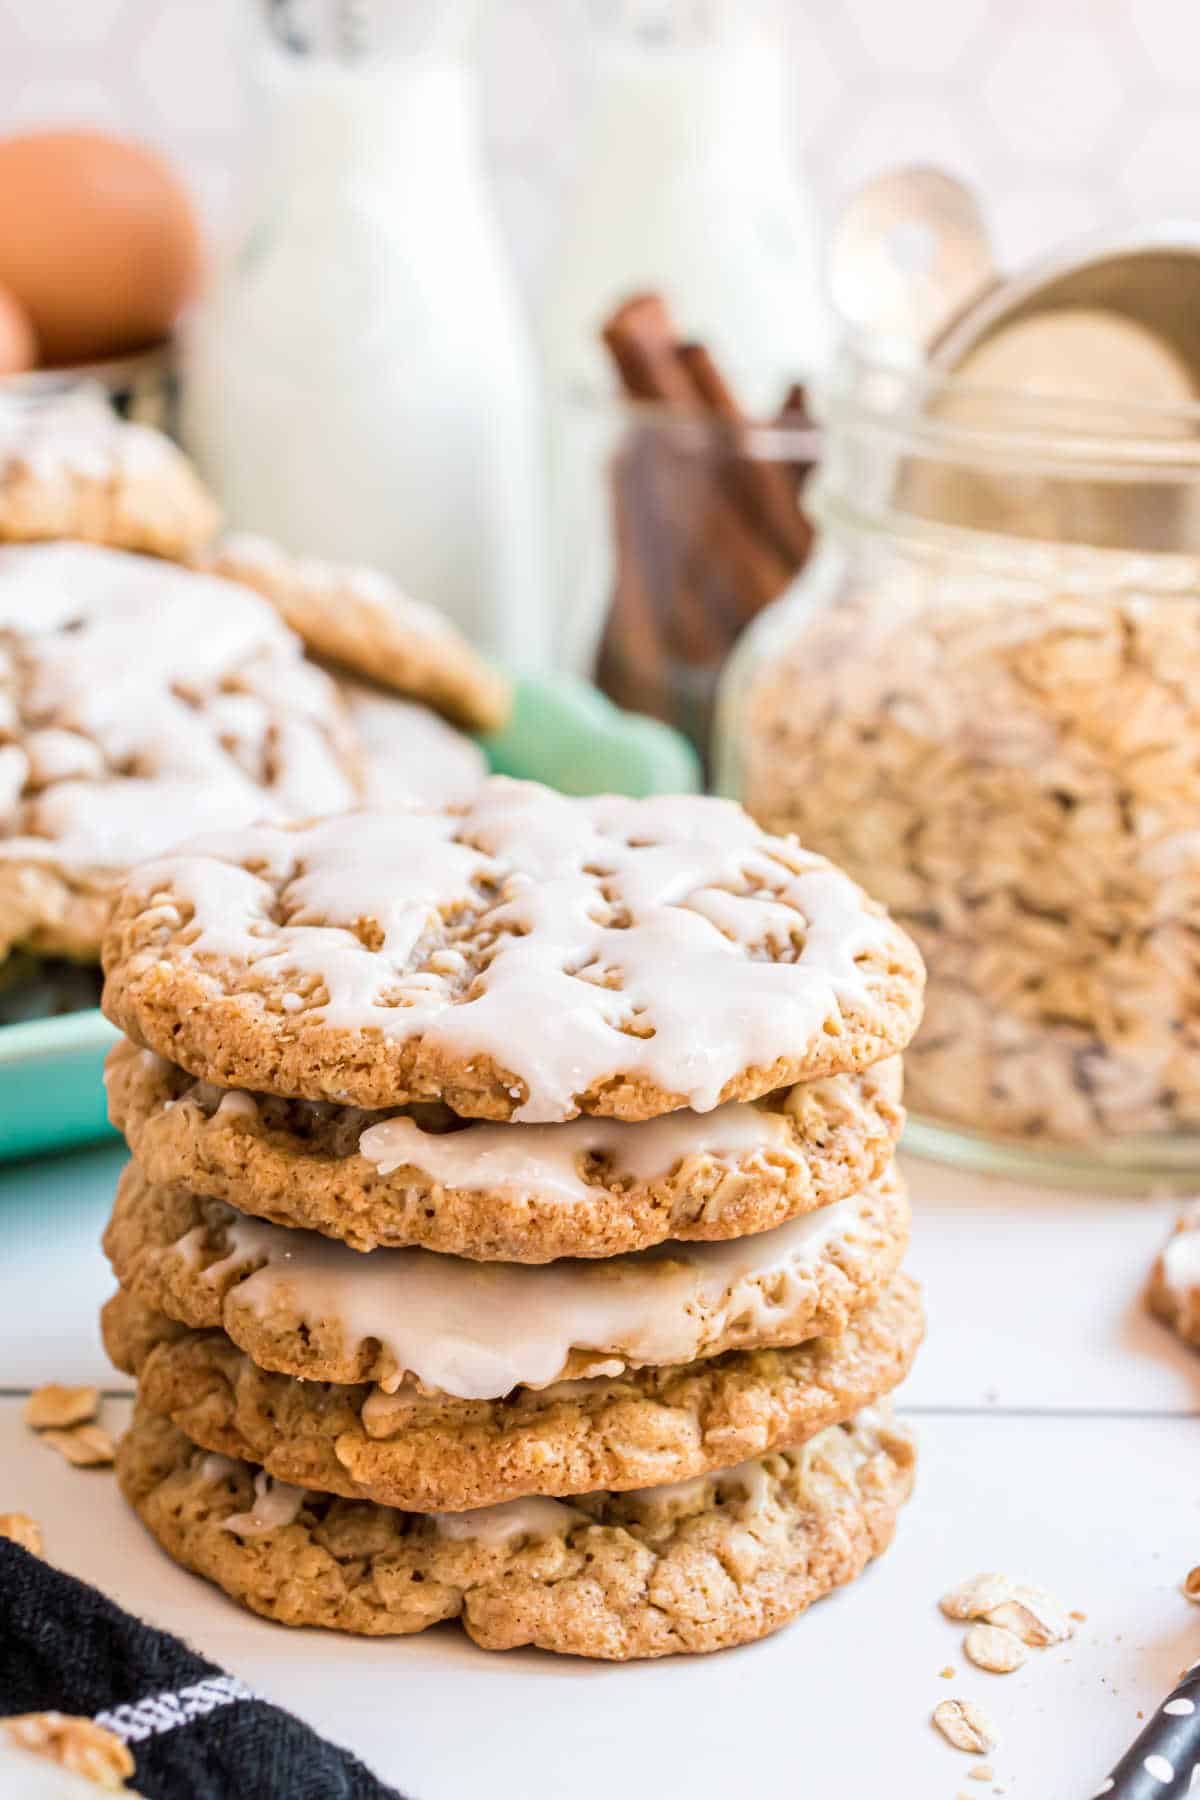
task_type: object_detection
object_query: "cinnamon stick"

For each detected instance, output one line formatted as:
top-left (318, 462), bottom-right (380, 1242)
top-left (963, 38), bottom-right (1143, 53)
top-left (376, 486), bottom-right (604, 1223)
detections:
top-left (602, 294), bottom-right (704, 411)
top-left (605, 300), bottom-right (793, 605)
top-left (676, 340), bottom-right (813, 566)
top-left (597, 291), bottom-right (818, 762)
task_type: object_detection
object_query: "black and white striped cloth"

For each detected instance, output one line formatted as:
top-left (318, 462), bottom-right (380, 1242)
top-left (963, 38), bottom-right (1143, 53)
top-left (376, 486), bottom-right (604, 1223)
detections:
top-left (0, 1540), bottom-right (406, 1799)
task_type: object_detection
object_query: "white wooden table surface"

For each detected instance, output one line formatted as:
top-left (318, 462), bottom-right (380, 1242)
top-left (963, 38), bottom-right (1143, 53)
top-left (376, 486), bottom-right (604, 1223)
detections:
top-left (1, 1139), bottom-right (1197, 1799)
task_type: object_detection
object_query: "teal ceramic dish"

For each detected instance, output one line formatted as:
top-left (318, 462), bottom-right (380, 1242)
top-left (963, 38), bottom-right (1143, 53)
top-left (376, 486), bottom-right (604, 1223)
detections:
top-left (0, 674), bottom-right (699, 1161)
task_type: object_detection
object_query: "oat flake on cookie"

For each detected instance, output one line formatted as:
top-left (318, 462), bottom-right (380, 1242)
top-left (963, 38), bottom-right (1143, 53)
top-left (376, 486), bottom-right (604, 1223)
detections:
top-left (101, 778), bottom-right (924, 1122)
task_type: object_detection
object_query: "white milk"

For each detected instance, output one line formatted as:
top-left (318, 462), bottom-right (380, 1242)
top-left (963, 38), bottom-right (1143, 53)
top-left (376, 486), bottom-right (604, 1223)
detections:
top-left (541, 8), bottom-right (832, 417)
top-left (183, 24), bottom-right (547, 666)
top-left (540, 2), bottom-right (830, 670)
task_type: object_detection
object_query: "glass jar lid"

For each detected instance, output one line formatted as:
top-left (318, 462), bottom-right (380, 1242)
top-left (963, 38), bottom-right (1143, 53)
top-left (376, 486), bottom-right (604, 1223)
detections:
top-left (815, 333), bottom-right (1200, 568)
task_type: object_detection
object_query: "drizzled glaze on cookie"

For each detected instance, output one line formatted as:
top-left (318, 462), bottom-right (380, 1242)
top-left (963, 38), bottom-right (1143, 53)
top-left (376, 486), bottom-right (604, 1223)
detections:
top-left (105, 780), bottom-right (923, 1121)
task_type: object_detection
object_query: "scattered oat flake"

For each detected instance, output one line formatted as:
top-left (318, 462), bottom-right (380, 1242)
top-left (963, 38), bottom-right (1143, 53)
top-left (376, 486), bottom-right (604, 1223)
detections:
top-left (986, 1592), bottom-right (1073, 1648)
top-left (969, 1768), bottom-right (993, 1783)
top-left (0, 1512), bottom-right (41, 1555)
top-left (964, 1622), bottom-right (1027, 1674)
top-left (40, 1424), bottom-right (114, 1468)
top-left (993, 1605), bottom-right (1072, 1648)
top-left (932, 1699), bottom-right (999, 1754)
top-left (939, 1572), bottom-right (1074, 1646)
top-left (940, 1574), bottom-right (1016, 1622)
top-left (23, 1385), bottom-right (98, 1431)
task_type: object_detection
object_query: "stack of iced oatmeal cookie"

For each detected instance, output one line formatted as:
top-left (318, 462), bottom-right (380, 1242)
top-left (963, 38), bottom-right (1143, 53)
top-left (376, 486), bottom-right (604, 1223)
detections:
top-left (99, 778), bottom-right (926, 1661)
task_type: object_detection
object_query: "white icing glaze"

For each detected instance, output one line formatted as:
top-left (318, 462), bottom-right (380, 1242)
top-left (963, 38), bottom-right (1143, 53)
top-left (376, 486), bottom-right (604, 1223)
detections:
top-left (430, 1454), bottom-right (776, 1547)
top-left (156, 1057), bottom-right (896, 1205)
top-left (139, 780), bottom-right (902, 1120)
top-left (431, 1496), bottom-right (584, 1546)
top-left (627, 1455), bottom-right (774, 1515)
top-left (23, 728), bottom-right (105, 785)
top-left (201, 1186), bottom-right (869, 1399)
top-left (0, 743), bottom-right (26, 813)
top-left (221, 1469), bottom-right (306, 1537)
top-left (198, 1451), bottom-right (238, 1483)
top-left (0, 385), bottom-right (175, 480)
top-left (0, 542), bottom-right (358, 869)
top-left (339, 682), bottom-right (486, 808)
top-left (358, 1098), bottom-right (799, 1200)
top-left (213, 1089), bottom-right (259, 1123)
top-left (1163, 1207), bottom-right (1200, 1292)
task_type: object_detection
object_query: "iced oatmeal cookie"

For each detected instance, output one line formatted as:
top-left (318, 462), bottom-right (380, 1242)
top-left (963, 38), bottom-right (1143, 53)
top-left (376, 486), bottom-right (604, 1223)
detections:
top-left (117, 1403), bottom-right (916, 1658)
top-left (196, 535), bottom-right (510, 732)
top-left (0, 543), bottom-right (361, 960)
top-left (334, 678), bottom-right (486, 809)
top-left (102, 1161), bottom-right (910, 1396)
top-left (106, 1038), bottom-right (904, 1259)
top-left (103, 1277), bottom-right (922, 1512)
top-left (101, 781), bottom-right (924, 1121)
top-left (0, 386), bottom-right (218, 558)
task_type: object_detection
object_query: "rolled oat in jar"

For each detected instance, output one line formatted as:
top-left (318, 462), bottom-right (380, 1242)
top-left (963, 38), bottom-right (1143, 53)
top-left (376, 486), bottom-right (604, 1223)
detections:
top-left (717, 341), bottom-right (1200, 1185)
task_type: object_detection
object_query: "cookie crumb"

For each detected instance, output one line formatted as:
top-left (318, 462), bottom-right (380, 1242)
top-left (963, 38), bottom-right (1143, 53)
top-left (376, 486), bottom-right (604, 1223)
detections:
top-left (940, 1664), bottom-right (956, 1678)
top-left (1069, 1609), bottom-right (1087, 1621)
top-left (40, 1424), bottom-right (115, 1468)
top-left (964, 1622), bottom-right (1026, 1674)
top-left (24, 1385), bottom-right (99, 1431)
top-left (969, 1768), bottom-right (993, 1783)
top-left (0, 1513), bottom-right (41, 1555)
top-left (933, 1700), bottom-right (999, 1754)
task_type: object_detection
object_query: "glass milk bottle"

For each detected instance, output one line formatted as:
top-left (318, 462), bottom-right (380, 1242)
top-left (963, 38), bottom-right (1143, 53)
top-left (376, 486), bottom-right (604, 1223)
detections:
top-left (541, 0), bottom-right (831, 418)
top-left (183, 0), bottom-right (548, 665)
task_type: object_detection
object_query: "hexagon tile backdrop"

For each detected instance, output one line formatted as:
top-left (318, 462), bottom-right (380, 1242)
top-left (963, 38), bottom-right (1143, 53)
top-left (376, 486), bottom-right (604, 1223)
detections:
top-left (0, 0), bottom-right (1197, 290)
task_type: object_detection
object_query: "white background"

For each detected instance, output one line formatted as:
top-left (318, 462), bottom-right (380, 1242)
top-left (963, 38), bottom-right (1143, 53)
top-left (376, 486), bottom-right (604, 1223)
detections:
top-left (1, 0), bottom-right (1199, 293)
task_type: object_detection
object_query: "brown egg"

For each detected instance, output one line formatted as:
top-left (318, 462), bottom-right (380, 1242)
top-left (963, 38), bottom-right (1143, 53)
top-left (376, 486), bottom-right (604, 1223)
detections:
top-left (0, 130), bottom-right (203, 365)
top-left (0, 280), bottom-right (37, 375)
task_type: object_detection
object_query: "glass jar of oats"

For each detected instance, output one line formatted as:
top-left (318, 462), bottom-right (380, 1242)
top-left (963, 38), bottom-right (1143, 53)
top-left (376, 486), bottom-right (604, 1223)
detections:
top-left (716, 336), bottom-right (1200, 1185)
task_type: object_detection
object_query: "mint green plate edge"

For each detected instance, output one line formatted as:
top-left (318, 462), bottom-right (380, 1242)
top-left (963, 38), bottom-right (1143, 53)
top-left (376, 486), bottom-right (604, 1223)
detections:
top-left (0, 674), bottom-right (700, 1162)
